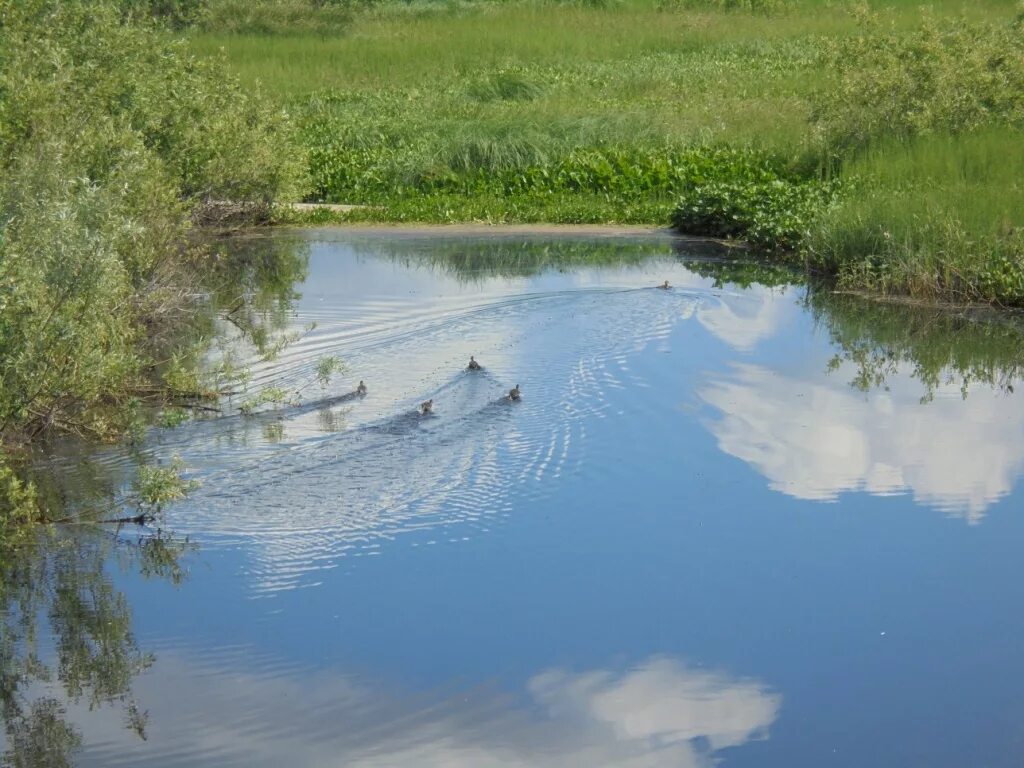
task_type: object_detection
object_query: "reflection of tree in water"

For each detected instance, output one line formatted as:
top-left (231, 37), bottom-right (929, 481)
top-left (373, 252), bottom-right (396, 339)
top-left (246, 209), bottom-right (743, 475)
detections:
top-left (808, 293), bottom-right (1024, 402)
top-left (678, 255), bottom-right (801, 291)
top-left (0, 236), bottom-right (304, 767)
top-left (149, 235), bottom-right (311, 400)
top-left (366, 236), bottom-right (720, 282)
top-left (679, 255), bottom-right (1024, 401)
top-left (1, 527), bottom-right (191, 768)
top-left (205, 235), bottom-right (310, 340)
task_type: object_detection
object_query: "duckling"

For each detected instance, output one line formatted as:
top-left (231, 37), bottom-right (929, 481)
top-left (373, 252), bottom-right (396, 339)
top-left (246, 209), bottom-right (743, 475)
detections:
top-left (356, 380), bottom-right (367, 396)
top-left (658, 280), bottom-right (671, 290)
top-left (420, 399), bottom-right (433, 415)
top-left (508, 384), bottom-right (521, 401)
top-left (467, 355), bottom-right (482, 371)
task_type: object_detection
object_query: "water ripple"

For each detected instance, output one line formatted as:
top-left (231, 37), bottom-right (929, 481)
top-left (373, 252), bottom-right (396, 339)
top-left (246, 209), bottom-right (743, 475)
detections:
top-left (151, 242), bottom-right (709, 595)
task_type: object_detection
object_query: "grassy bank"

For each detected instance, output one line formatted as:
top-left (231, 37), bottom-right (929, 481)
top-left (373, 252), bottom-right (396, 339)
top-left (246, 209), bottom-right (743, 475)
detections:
top-left (193, 0), bottom-right (1024, 304)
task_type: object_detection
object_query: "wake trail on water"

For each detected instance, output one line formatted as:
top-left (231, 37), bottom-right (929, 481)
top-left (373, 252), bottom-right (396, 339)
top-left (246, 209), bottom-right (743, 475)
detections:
top-left (56, 275), bottom-right (715, 595)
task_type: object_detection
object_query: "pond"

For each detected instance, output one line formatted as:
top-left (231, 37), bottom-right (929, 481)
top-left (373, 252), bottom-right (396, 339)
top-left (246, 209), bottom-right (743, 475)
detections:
top-left (4, 229), bottom-right (1024, 767)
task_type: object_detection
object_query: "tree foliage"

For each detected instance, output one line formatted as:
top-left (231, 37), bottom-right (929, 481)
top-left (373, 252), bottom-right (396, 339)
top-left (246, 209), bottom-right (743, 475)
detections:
top-left (0, 0), bottom-right (306, 448)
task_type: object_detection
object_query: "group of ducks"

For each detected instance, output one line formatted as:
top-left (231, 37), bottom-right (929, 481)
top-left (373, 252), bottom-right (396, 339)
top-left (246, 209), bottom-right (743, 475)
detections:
top-left (352, 356), bottom-right (521, 416)
top-left (353, 282), bottom-right (669, 417)
top-left (419, 357), bottom-right (520, 414)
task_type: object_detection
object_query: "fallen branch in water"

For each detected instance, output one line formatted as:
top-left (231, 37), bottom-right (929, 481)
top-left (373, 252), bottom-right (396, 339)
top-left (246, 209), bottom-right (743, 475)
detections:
top-left (98, 512), bottom-right (152, 526)
top-left (172, 402), bottom-right (222, 413)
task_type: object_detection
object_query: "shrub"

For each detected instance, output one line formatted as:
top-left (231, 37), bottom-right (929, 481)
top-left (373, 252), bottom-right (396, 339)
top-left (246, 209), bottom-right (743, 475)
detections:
top-left (0, 0), bottom-right (307, 448)
top-left (813, 11), bottom-right (1024, 153)
top-left (672, 176), bottom-right (836, 252)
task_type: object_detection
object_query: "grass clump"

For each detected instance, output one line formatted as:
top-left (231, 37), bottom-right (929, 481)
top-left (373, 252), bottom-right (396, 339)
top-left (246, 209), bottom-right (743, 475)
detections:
top-left (806, 127), bottom-right (1024, 305)
top-left (466, 70), bottom-right (547, 103)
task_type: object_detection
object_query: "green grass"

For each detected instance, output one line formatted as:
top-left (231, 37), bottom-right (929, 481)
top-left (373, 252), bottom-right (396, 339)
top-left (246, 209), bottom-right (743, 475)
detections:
top-left (192, 0), bottom-right (1015, 93)
top-left (807, 128), bottom-right (1024, 304)
top-left (190, 0), bottom-right (1024, 304)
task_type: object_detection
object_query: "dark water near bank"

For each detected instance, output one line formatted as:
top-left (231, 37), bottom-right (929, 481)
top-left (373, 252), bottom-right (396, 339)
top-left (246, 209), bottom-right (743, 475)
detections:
top-left (5, 230), bottom-right (1024, 767)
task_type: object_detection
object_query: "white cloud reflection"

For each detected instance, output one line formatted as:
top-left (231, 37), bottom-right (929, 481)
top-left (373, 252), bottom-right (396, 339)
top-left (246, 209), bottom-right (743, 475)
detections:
top-left (695, 287), bottom-right (795, 352)
top-left (68, 655), bottom-right (780, 768)
top-left (701, 362), bottom-right (1024, 521)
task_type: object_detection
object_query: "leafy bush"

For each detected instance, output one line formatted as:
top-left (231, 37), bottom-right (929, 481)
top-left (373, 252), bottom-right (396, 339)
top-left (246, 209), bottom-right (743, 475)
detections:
top-left (672, 175), bottom-right (835, 252)
top-left (813, 11), bottom-right (1024, 153)
top-left (0, 0), bottom-right (306, 450)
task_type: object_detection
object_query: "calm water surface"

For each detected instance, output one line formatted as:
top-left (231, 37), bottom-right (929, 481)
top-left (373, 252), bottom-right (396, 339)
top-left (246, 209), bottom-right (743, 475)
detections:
top-left (4, 230), bottom-right (1024, 767)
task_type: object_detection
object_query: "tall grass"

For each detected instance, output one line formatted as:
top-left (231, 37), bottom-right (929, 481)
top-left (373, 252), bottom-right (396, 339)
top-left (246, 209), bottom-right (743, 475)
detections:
top-left (807, 129), bottom-right (1024, 303)
top-left (192, 0), bottom-right (1016, 91)
top-left (197, 0), bottom-right (355, 34)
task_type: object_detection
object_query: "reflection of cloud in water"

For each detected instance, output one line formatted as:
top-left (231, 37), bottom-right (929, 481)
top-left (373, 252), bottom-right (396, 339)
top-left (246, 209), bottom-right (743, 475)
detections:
top-left (701, 363), bottom-right (1024, 521)
top-left (695, 286), bottom-right (795, 352)
top-left (152, 249), bottom-right (794, 593)
top-left (73, 654), bottom-right (780, 768)
top-left (167, 283), bottom-right (701, 594)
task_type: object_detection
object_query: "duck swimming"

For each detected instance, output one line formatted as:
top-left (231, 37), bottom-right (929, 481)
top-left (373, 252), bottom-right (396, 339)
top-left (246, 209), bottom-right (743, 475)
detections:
top-left (508, 384), bottom-right (521, 401)
top-left (468, 356), bottom-right (482, 370)
top-left (658, 280), bottom-right (670, 290)
top-left (420, 399), bottom-right (433, 414)
top-left (356, 380), bottom-right (367, 396)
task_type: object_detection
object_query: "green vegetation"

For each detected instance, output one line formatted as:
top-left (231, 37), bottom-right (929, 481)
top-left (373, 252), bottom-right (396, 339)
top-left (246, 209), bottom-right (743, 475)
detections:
top-left (193, 0), bottom-right (1023, 305)
top-left (0, 0), bottom-right (305, 529)
top-left (674, 255), bottom-right (1024, 399)
top-left (809, 292), bottom-right (1024, 401)
top-left (4, 0), bottom-right (1023, 535)
top-left (806, 130), bottom-right (1024, 304)
top-left (134, 458), bottom-right (201, 511)
top-left (195, 0), bottom-right (355, 34)
top-left (805, 12), bottom-right (1024, 304)
top-left (1, 523), bottom-right (192, 766)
